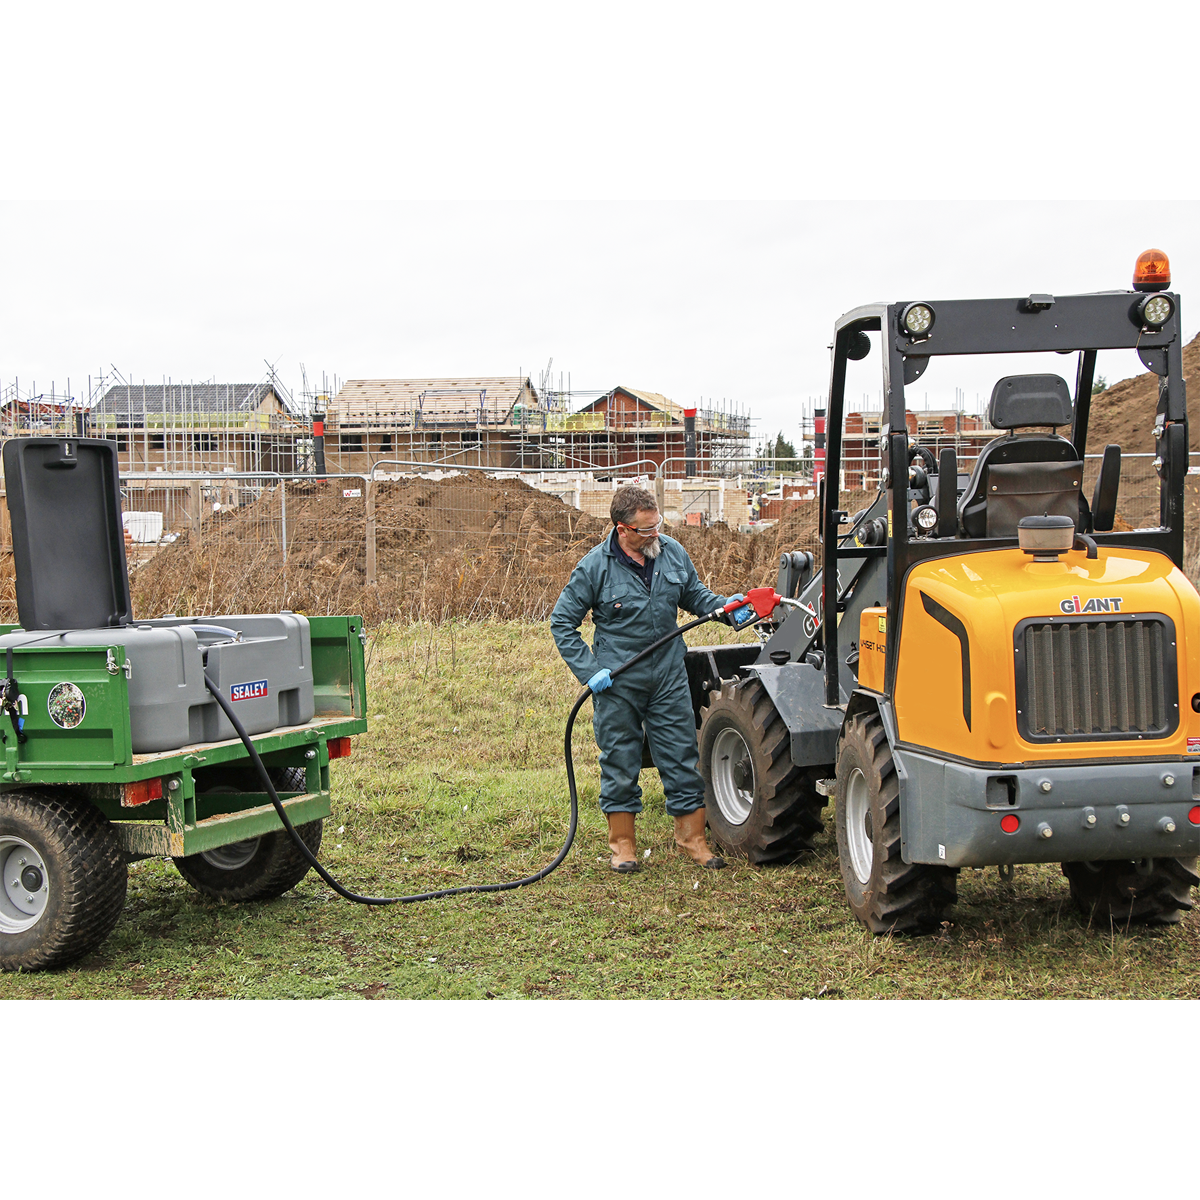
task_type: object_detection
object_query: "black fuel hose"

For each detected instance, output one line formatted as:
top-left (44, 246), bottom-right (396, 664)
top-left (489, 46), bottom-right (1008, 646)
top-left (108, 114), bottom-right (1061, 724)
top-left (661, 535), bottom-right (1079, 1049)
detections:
top-left (202, 609), bottom-right (722, 906)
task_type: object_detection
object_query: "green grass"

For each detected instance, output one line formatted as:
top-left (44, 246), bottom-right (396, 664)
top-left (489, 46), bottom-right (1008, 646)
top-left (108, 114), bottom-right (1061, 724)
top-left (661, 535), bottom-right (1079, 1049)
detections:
top-left (2, 618), bottom-right (1198, 999)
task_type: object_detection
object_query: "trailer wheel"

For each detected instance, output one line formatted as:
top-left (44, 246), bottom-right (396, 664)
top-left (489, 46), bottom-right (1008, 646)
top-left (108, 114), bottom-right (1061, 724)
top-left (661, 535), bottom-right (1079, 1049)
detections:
top-left (1061, 857), bottom-right (1199, 926)
top-left (698, 678), bottom-right (825, 864)
top-left (0, 789), bottom-right (127, 972)
top-left (835, 711), bottom-right (957, 933)
top-left (174, 768), bottom-right (323, 902)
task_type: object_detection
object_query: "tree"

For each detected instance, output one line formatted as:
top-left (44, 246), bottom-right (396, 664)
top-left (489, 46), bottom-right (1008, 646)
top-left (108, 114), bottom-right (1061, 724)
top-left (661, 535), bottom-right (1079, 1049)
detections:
top-left (773, 431), bottom-right (797, 461)
top-left (1092, 375), bottom-right (1108, 395)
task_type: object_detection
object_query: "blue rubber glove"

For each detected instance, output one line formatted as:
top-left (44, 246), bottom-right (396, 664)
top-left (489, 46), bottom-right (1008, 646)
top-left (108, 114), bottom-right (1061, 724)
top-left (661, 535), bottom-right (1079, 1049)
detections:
top-left (587, 668), bottom-right (613, 694)
top-left (723, 594), bottom-right (754, 628)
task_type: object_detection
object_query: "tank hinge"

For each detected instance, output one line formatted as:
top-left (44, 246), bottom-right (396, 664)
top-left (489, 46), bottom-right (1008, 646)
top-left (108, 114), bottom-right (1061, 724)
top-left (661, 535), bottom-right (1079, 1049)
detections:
top-left (106, 650), bottom-right (133, 679)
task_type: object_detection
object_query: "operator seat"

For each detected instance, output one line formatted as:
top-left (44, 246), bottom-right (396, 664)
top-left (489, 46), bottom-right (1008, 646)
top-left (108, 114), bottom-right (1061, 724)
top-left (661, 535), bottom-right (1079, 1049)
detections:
top-left (958, 374), bottom-right (1088, 538)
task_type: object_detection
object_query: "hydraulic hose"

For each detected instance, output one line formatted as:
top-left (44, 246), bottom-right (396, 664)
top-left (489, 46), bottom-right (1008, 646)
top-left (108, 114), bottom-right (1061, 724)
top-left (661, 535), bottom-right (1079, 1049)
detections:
top-left (203, 590), bottom-right (782, 906)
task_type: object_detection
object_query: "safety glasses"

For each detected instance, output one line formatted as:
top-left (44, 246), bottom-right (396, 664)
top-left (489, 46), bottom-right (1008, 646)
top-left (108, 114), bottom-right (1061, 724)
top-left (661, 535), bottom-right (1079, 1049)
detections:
top-left (621, 518), bottom-right (662, 536)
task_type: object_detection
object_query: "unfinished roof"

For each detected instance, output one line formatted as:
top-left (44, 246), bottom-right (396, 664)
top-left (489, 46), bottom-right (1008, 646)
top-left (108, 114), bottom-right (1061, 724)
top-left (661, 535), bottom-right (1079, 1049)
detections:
top-left (94, 382), bottom-right (287, 416)
top-left (576, 386), bottom-right (684, 422)
top-left (330, 377), bottom-right (539, 428)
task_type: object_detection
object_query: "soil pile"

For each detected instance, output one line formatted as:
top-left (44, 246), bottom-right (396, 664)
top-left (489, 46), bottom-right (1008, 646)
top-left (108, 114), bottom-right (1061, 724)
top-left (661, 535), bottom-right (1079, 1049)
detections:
top-left (112, 477), bottom-right (836, 625)
top-left (1086, 330), bottom-right (1200, 453)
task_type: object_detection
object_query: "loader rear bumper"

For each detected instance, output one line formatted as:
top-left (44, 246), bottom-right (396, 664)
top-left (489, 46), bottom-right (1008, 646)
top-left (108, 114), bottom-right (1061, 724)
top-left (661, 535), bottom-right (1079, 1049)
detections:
top-left (895, 748), bottom-right (1199, 867)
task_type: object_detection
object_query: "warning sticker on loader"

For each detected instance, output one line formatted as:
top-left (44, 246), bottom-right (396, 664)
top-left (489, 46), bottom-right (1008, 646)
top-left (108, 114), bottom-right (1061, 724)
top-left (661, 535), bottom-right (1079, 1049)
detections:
top-left (230, 679), bottom-right (269, 702)
top-left (1188, 738), bottom-right (1200, 755)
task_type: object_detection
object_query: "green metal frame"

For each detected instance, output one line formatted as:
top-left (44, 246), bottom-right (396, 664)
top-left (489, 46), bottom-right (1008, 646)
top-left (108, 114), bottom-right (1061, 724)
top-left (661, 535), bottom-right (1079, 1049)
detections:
top-left (0, 614), bottom-right (368, 860)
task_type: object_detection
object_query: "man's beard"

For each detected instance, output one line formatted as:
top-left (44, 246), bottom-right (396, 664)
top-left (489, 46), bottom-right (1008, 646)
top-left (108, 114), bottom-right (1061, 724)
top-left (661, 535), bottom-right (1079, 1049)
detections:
top-left (643, 537), bottom-right (661, 559)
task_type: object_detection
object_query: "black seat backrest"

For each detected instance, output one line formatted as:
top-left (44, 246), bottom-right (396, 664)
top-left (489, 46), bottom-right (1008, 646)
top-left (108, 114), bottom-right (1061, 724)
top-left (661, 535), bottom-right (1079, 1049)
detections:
top-left (958, 375), bottom-right (1087, 538)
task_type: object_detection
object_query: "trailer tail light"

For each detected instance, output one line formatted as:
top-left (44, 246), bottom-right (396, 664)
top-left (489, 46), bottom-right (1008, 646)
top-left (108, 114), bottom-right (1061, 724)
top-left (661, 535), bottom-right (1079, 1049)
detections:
top-left (1133, 248), bottom-right (1170, 292)
top-left (1000, 814), bottom-right (1020, 834)
top-left (121, 777), bottom-right (164, 807)
top-left (1188, 806), bottom-right (1200, 826)
top-left (327, 737), bottom-right (352, 759)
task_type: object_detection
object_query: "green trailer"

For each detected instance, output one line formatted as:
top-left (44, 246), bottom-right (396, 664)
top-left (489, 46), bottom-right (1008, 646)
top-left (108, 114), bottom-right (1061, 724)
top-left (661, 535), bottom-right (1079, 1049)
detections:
top-left (0, 614), bottom-right (367, 971)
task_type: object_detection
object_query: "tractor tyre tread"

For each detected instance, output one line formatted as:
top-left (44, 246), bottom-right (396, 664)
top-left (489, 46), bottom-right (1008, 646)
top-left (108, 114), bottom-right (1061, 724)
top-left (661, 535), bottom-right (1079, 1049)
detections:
top-left (699, 677), bottom-right (826, 865)
top-left (836, 711), bottom-right (957, 934)
top-left (1061, 856), bottom-right (1199, 926)
top-left (173, 767), bottom-right (323, 902)
top-left (0, 788), bottom-right (127, 972)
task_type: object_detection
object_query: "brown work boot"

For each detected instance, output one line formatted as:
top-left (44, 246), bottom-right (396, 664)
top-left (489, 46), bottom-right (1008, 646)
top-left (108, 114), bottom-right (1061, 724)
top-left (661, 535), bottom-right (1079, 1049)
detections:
top-left (674, 808), bottom-right (726, 869)
top-left (607, 812), bottom-right (641, 873)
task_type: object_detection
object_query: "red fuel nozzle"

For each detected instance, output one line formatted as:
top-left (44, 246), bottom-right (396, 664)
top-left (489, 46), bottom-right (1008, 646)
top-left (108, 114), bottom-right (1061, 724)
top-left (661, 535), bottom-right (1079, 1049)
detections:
top-left (723, 587), bottom-right (783, 619)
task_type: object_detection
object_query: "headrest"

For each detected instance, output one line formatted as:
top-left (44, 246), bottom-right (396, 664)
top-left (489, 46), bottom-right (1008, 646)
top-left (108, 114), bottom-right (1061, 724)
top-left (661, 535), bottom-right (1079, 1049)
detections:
top-left (988, 375), bottom-right (1073, 429)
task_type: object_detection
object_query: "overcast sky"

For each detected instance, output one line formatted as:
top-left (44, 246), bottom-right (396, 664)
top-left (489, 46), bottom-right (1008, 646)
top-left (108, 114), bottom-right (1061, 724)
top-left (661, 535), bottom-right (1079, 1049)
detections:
top-left (3, 0), bottom-right (1197, 446)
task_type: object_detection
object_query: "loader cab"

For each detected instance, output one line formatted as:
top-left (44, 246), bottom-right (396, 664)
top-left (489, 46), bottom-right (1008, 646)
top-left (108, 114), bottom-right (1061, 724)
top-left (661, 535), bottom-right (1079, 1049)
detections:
top-left (816, 276), bottom-right (1187, 708)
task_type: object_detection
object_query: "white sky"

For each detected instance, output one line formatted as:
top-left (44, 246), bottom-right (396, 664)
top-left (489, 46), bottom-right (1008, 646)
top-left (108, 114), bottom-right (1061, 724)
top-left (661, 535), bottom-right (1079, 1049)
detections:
top-left (2, 0), bottom-right (1197, 445)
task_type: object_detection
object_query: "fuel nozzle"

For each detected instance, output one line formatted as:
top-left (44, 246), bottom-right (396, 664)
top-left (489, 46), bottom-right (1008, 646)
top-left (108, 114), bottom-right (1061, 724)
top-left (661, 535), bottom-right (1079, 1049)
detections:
top-left (721, 586), bottom-right (784, 629)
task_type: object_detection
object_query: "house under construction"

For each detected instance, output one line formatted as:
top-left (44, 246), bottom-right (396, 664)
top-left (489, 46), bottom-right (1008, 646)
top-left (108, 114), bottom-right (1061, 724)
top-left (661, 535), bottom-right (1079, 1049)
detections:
top-left (321, 377), bottom-right (751, 475)
top-left (89, 382), bottom-right (302, 474)
top-left (322, 377), bottom-right (544, 472)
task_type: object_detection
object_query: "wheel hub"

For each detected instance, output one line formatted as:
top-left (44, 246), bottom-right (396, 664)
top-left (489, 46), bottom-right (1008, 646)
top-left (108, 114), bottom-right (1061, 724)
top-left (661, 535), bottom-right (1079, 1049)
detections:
top-left (199, 838), bottom-right (261, 872)
top-left (0, 838), bottom-right (51, 933)
top-left (844, 767), bottom-right (874, 886)
top-left (711, 727), bottom-right (754, 826)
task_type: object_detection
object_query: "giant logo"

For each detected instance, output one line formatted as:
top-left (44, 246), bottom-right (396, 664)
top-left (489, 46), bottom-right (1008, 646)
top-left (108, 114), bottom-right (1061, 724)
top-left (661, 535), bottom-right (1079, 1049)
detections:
top-left (1059, 595), bottom-right (1124, 615)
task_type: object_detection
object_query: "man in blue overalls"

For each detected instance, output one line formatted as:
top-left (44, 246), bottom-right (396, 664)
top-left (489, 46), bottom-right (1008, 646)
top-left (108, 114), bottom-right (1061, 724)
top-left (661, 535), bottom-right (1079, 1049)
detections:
top-left (551, 485), bottom-right (743, 873)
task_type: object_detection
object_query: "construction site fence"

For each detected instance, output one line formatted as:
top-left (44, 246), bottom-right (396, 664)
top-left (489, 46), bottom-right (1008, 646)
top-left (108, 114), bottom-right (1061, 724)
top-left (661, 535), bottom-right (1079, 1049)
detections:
top-left (0, 453), bottom-right (1193, 592)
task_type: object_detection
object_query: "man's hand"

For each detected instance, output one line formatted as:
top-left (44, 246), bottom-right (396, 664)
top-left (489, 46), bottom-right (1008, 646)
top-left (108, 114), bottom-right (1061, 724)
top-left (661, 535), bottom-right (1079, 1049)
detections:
top-left (723, 594), bottom-right (754, 628)
top-left (587, 668), bottom-right (613, 693)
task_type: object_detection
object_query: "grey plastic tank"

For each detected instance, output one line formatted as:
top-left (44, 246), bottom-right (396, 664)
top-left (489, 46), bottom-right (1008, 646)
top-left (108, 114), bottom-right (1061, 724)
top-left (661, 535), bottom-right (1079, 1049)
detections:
top-left (1, 440), bottom-right (315, 753)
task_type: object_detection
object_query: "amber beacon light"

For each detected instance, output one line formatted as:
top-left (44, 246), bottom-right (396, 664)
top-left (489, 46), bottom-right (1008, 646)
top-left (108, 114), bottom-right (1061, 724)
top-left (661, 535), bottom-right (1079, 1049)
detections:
top-left (1133, 248), bottom-right (1171, 292)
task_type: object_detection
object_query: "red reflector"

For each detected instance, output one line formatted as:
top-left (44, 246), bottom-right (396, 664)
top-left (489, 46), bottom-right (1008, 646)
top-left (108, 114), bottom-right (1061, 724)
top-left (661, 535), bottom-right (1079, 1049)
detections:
top-left (328, 737), bottom-right (352, 759)
top-left (121, 777), bottom-right (164, 808)
top-left (1000, 813), bottom-right (1020, 834)
top-left (1189, 806), bottom-right (1200, 826)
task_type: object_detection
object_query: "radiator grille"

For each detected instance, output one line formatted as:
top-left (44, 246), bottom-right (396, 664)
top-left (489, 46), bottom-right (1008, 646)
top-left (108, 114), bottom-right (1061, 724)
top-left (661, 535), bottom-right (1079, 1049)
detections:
top-left (1017, 616), bottom-right (1177, 741)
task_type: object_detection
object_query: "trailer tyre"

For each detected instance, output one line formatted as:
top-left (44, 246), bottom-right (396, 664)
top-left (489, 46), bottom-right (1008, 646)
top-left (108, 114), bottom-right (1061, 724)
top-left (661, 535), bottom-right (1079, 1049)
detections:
top-left (699, 678), bottom-right (826, 865)
top-left (174, 768), bottom-right (323, 902)
top-left (1061, 857), bottom-right (1199, 926)
top-left (0, 789), bottom-right (128, 972)
top-left (835, 710), bottom-right (957, 934)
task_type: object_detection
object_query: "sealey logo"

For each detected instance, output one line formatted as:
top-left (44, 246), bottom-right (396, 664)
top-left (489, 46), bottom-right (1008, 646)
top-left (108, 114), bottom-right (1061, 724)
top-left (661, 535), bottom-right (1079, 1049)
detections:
top-left (1059, 595), bottom-right (1124, 615)
top-left (230, 679), bottom-right (269, 702)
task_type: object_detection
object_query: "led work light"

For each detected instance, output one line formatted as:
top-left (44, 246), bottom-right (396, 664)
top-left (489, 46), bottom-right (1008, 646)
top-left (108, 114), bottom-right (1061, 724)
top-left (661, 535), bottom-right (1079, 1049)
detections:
top-left (1137, 292), bottom-right (1174, 329)
top-left (899, 302), bottom-right (935, 338)
top-left (914, 505), bottom-right (938, 533)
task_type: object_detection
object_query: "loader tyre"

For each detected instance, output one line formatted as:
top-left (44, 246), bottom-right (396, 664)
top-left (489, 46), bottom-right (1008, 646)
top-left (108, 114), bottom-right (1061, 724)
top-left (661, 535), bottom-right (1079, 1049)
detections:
top-left (698, 678), bottom-right (825, 865)
top-left (1061, 857), bottom-right (1199, 926)
top-left (835, 710), bottom-right (957, 934)
top-left (174, 767), bottom-right (323, 902)
top-left (0, 788), bottom-right (127, 972)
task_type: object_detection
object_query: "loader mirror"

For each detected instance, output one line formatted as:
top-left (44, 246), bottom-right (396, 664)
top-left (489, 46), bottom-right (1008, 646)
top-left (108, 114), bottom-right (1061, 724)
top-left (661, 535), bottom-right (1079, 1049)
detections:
top-left (846, 331), bottom-right (871, 361)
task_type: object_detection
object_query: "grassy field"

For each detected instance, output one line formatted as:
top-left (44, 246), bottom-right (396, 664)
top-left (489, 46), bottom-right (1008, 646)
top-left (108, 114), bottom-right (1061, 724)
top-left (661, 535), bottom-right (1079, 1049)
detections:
top-left (2, 618), bottom-right (1198, 1000)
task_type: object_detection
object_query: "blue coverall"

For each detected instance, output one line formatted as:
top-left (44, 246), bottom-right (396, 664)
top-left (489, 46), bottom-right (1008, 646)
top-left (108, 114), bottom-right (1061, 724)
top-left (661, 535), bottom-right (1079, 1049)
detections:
top-left (550, 531), bottom-right (728, 817)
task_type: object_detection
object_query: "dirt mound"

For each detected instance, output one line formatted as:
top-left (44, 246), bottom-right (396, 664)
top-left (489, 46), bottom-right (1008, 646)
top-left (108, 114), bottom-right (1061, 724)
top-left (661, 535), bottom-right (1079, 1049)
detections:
top-left (1086, 330), bottom-right (1200, 453)
top-left (110, 476), bottom-right (834, 625)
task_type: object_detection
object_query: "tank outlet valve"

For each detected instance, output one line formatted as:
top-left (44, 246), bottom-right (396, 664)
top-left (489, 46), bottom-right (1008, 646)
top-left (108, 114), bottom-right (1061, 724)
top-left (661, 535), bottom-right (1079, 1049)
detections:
top-left (1158, 817), bottom-right (1177, 834)
top-left (1116, 805), bottom-right (1131, 826)
top-left (1037, 822), bottom-right (1053, 839)
top-left (1081, 806), bottom-right (1097, 828)
top-left (1039, 780), bottom-right (1052, 794)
